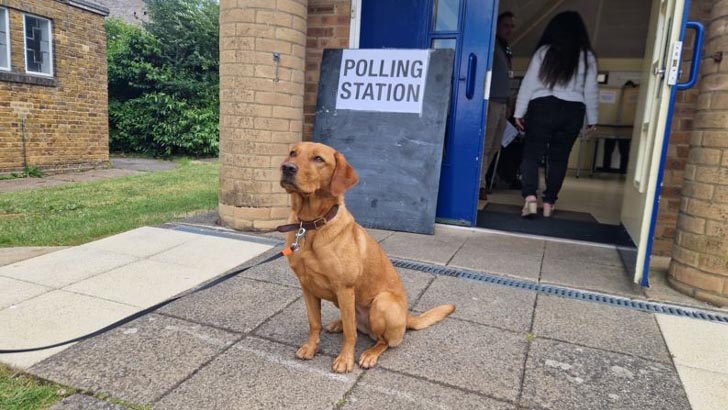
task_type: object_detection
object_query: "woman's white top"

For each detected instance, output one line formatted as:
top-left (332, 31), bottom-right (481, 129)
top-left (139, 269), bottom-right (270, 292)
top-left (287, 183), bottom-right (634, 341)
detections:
top-left (514, 45), bottom-right (599, 125)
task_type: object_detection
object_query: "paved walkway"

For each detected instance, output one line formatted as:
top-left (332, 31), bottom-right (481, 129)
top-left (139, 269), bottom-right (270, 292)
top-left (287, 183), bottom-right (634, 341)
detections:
top-left (0, 157), bottom-right (178, 193)
top-left (1, 223), bottom-right (726, 410)
top-left (0, 226), bottom-right (271, 368)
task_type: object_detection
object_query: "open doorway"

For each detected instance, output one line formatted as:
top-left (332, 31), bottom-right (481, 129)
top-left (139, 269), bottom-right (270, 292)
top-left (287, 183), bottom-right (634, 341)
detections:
top-left (475, 0), bottom-right (651, 247)
top-left (355, 0), bottom-right (694, 285)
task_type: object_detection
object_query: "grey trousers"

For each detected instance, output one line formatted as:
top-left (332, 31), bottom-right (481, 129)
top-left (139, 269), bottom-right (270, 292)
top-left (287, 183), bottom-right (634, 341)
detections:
top-left (480, 101), bottom-right (508, 189)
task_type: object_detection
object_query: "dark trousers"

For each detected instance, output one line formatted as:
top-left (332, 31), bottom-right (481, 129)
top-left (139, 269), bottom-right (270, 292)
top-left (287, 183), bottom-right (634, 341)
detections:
top-left (521, 96), bottom-right (585, 204)
top-left (603, 138), bottom-right (631, 174)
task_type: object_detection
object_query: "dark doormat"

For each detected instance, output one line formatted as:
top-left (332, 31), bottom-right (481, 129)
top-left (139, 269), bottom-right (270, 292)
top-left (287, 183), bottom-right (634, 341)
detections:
top-left (483, 203), bottom-right (598, 223)
top-left (477, 205), bottom-right (635, 247)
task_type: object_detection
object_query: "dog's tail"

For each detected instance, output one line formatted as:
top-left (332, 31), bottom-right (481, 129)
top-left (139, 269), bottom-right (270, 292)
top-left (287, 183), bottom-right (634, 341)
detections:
top-left (406, 304), bottom-right (456, 330)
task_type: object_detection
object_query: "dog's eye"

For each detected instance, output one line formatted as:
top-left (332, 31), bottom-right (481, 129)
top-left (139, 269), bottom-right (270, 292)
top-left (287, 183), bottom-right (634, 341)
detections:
top-left (289, 151), bottom-right (297, 157)
top-left (313, 156), bottom-right (325, 163)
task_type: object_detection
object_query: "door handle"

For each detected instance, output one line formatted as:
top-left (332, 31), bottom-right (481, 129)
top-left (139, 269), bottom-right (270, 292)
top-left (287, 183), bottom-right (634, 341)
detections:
top-left (464, 53), bottom-right (477, 99)
top-left (676, 21), bottom-right (705, 90)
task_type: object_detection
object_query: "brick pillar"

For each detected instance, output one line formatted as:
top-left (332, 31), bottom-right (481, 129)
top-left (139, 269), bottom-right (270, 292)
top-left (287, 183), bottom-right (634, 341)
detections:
top-left (669, 0), bottom-right (728, 306)
top-left (218, 0), bottom-right (307, 230)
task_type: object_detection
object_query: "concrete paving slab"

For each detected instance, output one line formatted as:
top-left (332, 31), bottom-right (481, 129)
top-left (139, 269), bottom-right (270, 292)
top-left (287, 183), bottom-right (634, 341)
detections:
top-left (30, 314), bottom-right (239, 405)
top-left (50, 394), bottom-right (128, 409)
top-left (520, 338), bottom-right (690, 410)
top-left (398, 268), bottom-right (437, 307)
top-left (156, 336), bottom-right (361, 410)
top-left (149, 234), bottom-right (271, 272)
top-left (656, 314), bottom-right (728, 374)
top-left (365, 228), bottom-right (395, 242)
top-left (0, 277), bottom-right (52, 309)
top-left (239, 253), bottom-right (302, 289)
top-left (0, 246), bottom-right (67, 267)
top-left (544, 242), bottom-right (623, 267)
top-left (63, 259), bottom-right (225, 308)
top-left (379, 227), bottom-right (472, 265)
top-left (414, 275), bottom-right (536, 333)
top-left (448, 232), bottom-right (545, 280)
top-left (540, 257), bottom-right (643, 297)
top-left (0, 247), bottom-right (138, 288)
top-left (380, 318), bottom-right (528, 402)
top-left (159, 276), bottom-right (300, 333)
top-left (0, 290), bottom-right (138, 369)
top-left (675, 365), bottom-right (728, 410)
top-left (533, 295), bottom-right (671, 362)
top-left (80, 226), bottom-right (199, 258)
top-left (343, 368), bottom-right (515, 410)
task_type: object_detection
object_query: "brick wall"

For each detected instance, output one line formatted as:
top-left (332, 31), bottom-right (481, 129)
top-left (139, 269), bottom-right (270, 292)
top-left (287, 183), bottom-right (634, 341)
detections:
top-left (652, 0), bottom-right (716, 256)
top-left (303, 0), bottom-right (350, 139)
top-left (0, 0), bottom-right (109, 174)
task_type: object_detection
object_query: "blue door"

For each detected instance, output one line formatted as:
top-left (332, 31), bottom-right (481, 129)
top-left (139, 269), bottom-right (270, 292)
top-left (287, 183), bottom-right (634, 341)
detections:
top-left (361, 0), bottom-right (498, 226)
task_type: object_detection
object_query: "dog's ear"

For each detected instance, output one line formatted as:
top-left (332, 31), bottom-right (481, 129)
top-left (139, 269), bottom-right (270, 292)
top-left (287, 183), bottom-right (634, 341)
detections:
top-left (330, 151), bottom-right (359, 196)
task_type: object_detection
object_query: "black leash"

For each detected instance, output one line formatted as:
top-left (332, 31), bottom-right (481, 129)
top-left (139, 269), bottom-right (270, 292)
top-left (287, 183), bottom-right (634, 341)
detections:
top-left (0, 249), bottom-right (285, 354)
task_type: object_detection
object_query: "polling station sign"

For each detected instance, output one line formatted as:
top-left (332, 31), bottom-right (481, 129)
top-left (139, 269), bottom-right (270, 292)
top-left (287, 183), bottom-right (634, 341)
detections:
top-left (336, 49), bottom-right (430, 114)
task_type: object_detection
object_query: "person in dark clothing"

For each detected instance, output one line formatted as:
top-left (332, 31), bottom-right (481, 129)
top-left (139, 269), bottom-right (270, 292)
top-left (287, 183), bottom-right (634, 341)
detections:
top-left (514, 11), bottom-right (598, 217)
top-left (479, 11), bottom-right (515, 200)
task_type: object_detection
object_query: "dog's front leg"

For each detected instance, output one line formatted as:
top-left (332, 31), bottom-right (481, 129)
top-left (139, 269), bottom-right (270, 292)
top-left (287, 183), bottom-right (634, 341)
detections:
top-left (296, 288), bottom-right (322, 360)
top-left (332, 287), bottom-right (356, 373)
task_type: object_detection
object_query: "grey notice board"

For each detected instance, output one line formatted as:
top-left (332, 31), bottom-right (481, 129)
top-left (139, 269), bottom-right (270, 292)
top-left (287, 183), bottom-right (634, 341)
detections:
top-left (313, 49), bottom-right (454, 234)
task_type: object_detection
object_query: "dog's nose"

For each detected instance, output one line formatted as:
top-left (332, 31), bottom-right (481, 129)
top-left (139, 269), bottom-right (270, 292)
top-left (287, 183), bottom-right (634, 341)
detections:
top-left (281, 162), bottom-right (298, 176)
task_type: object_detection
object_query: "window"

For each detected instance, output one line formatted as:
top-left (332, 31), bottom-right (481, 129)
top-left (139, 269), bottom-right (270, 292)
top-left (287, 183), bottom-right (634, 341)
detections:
top-left (24, 14), bottom-right (53, 76)
top-left (0, 8), bottom-right (9, 70)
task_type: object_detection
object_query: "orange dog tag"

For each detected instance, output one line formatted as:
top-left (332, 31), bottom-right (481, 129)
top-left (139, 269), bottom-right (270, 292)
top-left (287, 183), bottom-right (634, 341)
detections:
top-left (282, 247), bottom-right (293, 256)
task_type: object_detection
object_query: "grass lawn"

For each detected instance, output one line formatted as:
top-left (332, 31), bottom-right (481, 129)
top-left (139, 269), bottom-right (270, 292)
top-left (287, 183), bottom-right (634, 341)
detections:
top-left (0, 160), bottom-right (219, 247)
top-left (0, 364), bottom-right (71, 410)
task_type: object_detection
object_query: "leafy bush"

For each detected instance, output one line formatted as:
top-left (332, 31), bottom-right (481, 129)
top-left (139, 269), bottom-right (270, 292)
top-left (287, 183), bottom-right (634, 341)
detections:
top-left (106, 0), bottom-right (219, 157)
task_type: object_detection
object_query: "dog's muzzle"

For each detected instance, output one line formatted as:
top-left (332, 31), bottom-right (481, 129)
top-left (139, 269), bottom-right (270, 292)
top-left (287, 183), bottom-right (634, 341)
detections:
top-left (280, 162), bottom-right (298, 188)
top-left (281, 162), bottom-right (298, 177)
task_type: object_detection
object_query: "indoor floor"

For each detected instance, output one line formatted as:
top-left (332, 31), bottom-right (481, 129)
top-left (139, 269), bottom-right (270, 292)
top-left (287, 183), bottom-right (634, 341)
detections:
top-left (481, 172), bottom-right (625, 225)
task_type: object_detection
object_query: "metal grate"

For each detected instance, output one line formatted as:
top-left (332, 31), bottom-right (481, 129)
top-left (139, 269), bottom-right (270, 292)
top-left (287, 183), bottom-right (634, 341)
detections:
top-left (162, 224), bottom-right (728, 325)
top-left (391, 257), bottom-right (728, 325)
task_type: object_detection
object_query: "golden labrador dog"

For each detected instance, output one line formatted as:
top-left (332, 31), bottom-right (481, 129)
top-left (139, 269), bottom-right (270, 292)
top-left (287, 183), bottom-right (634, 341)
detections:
top-left (278, 142), bottom-right (455, 373)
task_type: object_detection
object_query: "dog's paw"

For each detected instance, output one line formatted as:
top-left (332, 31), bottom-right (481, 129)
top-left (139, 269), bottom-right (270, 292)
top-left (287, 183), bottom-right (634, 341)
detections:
top-left (325, 320), bottom-right (343, 333)
top-left (358, 350), bottom-right (380, 369)
top-left (332, 353), bottom-right (355, 373)
top-left (295, 343), bottom-right (318, 360)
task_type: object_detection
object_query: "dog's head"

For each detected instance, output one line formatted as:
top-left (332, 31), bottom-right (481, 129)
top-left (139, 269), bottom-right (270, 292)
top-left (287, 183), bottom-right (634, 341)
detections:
top-left (280, 142), bottom-right (359, 197)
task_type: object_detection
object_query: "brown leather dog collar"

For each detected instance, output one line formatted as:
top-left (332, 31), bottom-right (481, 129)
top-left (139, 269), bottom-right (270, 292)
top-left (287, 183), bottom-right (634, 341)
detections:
top-left (275, 205), bottom-right (340, 233)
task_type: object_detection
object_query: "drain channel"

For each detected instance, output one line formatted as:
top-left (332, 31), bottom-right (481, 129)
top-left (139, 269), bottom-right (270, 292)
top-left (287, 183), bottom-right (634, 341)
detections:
top-left (164, 225), bottom-right (728, 325)
top-left (391, 257), bottom-right (728, 325)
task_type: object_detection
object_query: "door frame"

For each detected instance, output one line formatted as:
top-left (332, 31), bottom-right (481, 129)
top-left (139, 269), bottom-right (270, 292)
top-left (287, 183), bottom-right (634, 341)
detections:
top-left (639, 0), bottom-right (698, 286)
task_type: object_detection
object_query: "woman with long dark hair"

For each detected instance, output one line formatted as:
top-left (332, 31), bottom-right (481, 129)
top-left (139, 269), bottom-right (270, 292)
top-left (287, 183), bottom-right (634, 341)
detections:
top-left (514, 11), bottom-right (598, 217)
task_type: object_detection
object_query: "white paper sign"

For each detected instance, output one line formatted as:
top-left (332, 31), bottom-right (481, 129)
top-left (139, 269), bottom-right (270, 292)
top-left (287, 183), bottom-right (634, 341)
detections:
top-left (599, 90), bottom-right (618, 104)
top-left (501, 121), bottom-right (520, 148)
top-left (336, 49), bottom-right (430, 114)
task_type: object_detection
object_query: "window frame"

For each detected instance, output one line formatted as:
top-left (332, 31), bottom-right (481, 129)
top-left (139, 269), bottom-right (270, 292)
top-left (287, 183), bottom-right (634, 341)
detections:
top-left (23, 13), bottom-right (54, 77)
top-left (0, 8), bottom-right (10, 71)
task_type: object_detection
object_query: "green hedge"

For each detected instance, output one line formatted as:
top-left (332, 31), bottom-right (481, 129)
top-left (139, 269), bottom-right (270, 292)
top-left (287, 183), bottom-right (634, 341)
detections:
top-left (106, 0), bottom-right (219, 157)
